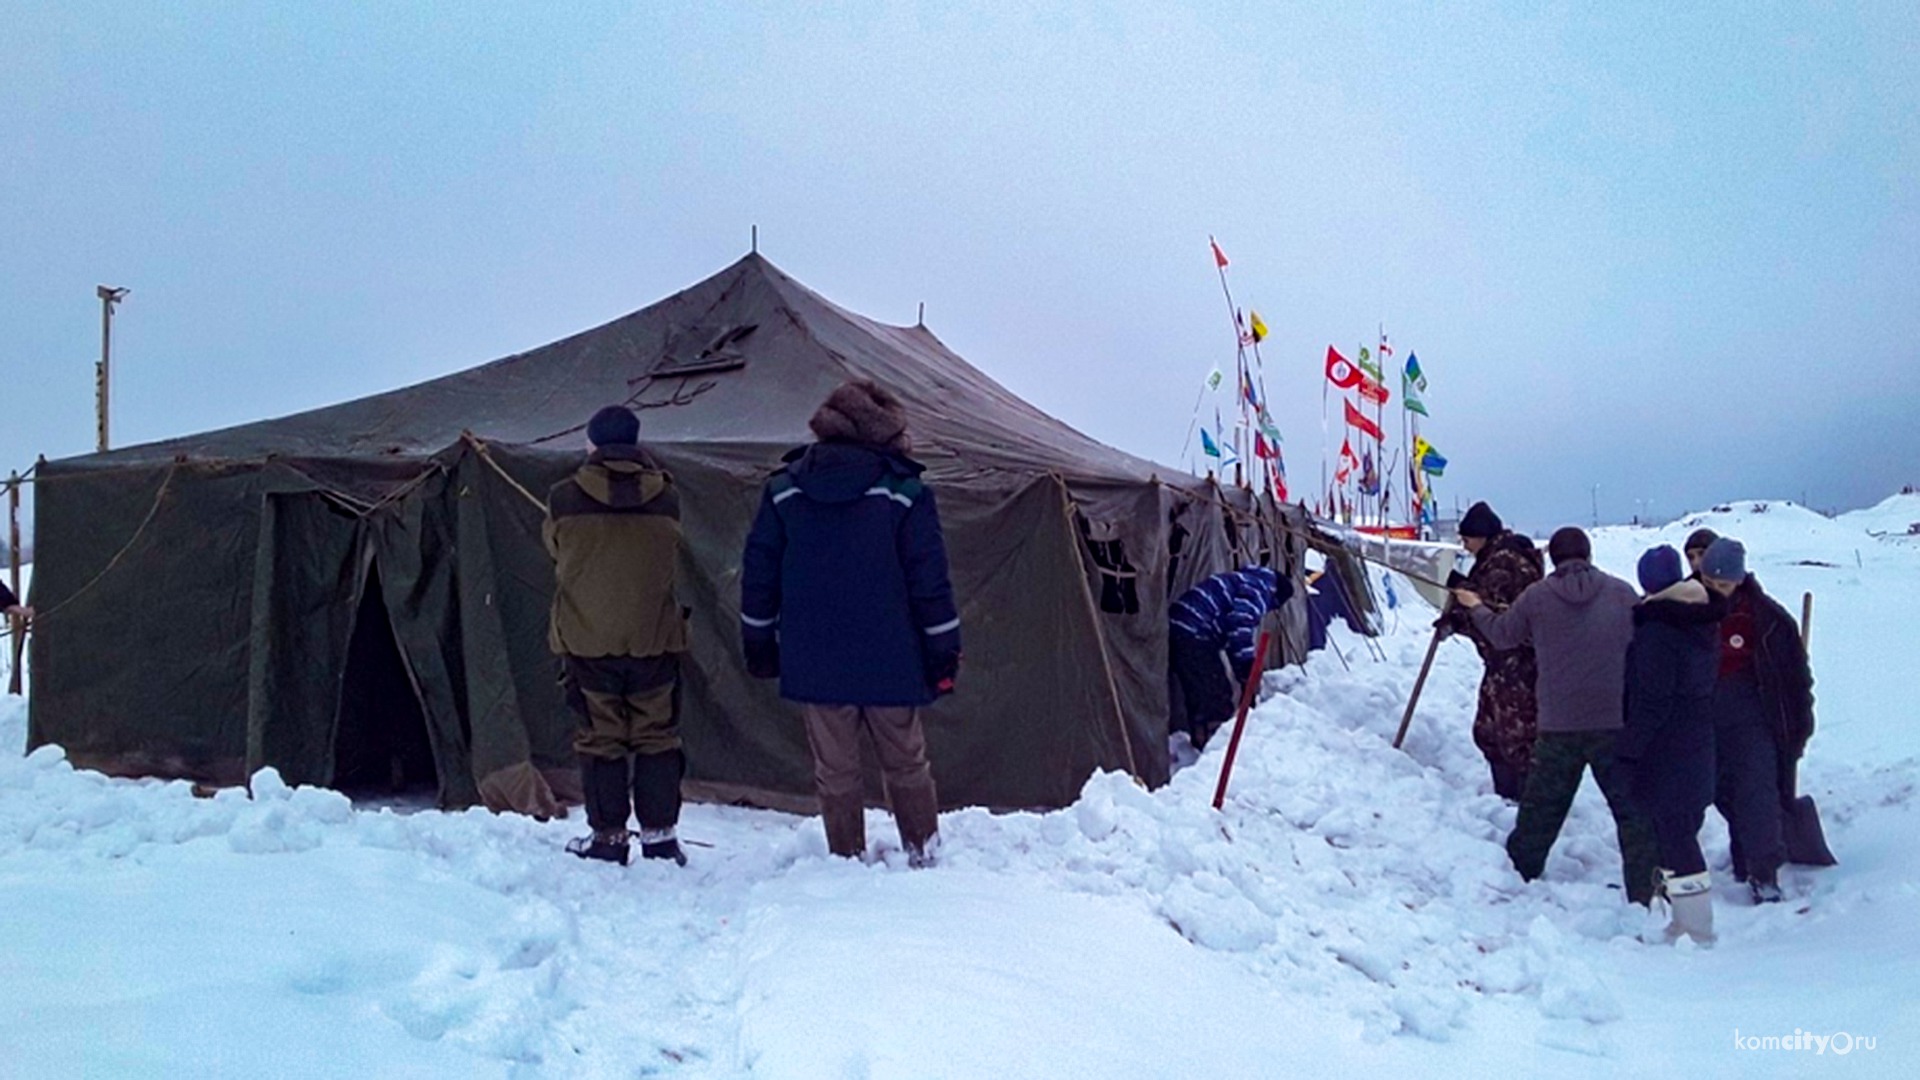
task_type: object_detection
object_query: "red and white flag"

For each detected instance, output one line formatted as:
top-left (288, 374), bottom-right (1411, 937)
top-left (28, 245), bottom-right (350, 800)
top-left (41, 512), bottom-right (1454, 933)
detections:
top-left (1325, 345), bottom-right (1362, 389)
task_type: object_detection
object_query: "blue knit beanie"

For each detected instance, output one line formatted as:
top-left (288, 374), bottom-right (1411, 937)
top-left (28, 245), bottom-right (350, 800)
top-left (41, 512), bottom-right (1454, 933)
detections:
top-left (1637, 545), bottom-right (1684, 595)
top-left (586, 405), bottom-right (640, 447)
top-left (1702, 537), bottom-right (1747, 582)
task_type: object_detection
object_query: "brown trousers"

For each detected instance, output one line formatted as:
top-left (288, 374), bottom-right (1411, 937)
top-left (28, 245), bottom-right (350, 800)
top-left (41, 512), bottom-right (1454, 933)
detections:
top-left (801, 704), bottom-right (933, 797)
top-left (801, 703), bottom-right (940, 858)
top-left (564, 655), bottom-right (680, 759)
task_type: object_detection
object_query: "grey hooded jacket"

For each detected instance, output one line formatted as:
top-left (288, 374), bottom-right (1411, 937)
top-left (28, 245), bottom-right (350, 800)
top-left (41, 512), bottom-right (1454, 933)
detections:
top-left (1468, 559), bottom-right (1639, 733)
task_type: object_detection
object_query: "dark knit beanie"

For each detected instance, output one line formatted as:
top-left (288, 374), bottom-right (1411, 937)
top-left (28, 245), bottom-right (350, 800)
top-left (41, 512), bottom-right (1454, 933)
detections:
top-left (1683, 528), bottom-right (1720, 556)
top-left (586, 405), bottom-right (640, 447)
top-left (1702, 537), bottom-right (1747, 582)
top-left (1458, 501), bottom-right (1503, 539)
top-left (1637, 545), bottom-right (1684, 595)
top-left (1547, 526), bottom-right (1591, 566)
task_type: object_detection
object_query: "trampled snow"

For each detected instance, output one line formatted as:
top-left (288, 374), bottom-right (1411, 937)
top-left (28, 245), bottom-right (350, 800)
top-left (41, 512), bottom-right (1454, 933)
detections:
top-left (2, 503), bottom-right (1914, 1077)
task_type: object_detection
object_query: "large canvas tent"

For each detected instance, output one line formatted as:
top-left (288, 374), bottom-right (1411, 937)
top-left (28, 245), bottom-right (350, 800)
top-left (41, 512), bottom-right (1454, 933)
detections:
top-left (27, 254), bottom-right (1311, 814)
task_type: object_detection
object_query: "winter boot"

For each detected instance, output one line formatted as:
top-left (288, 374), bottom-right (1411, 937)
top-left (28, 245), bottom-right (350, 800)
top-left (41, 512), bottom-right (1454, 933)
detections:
top-left (566, 830), bottom-right (631, 866)
top-left (818, 792), bottom-right (867, 859)
top-left (1652, 870), bottom-right (1716, 945)
top-left (1749, 874), bottom-right (1784, 905)
top-left (637, 825), bottom-right (688, 866)
top-left (570, 754), bottom-right (632, 863)
top-left (889, 781), bottom-right (942, 870)
top-left (632, 749), bottom-right (685, 832)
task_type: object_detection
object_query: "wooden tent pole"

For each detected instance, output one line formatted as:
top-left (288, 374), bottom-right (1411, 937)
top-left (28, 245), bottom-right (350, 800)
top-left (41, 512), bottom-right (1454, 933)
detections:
top-left (7, 471), bottom-right (21, 694)
top-left (1211, 628), bottom-right (1271, 810)
top-left (1800, 591), bottom-right (1813, 651)
top-left (1391, 619), bottom-right (1446, 750)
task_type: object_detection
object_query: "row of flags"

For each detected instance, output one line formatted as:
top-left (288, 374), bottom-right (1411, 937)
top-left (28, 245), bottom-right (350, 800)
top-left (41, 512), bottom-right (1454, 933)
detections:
top-left (1196, 238), bottom-right (1453, 516)
top-left (1327, 346), bottom-right (1446, 466)
top-left (1199, 237), bottom-right (1289, 501)
top-left (1199, 344), bottom-right (1447, 501)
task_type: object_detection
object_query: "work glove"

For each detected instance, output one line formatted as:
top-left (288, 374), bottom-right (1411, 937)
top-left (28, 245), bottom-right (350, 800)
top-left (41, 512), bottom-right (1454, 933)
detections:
top-left (925, 646), bottom-right (960, 697)
top-left (743, 632), bottom-right (780, 680)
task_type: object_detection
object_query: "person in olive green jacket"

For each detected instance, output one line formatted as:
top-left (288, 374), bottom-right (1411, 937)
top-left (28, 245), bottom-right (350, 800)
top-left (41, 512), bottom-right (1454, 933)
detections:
top-left (545, 405), bottom-right (689, 867)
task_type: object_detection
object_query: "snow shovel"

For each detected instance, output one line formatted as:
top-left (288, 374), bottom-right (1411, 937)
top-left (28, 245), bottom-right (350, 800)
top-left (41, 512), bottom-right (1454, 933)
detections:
top-left (1784, 594), bottom-right (1836, 865)
top-left (1781, 762), bottom-right (1838, 867)
top-left (1784, 796), bottom-right (1837, 866)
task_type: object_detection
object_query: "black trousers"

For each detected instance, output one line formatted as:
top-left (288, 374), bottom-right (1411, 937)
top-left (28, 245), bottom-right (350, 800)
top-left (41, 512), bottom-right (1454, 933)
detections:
top-left (1712, 674), bottom-right (1786, 883)
top-left (1169, 633), bottom-right (1236, 746)
top-left (1626, 710), bottom-right (1716, 876)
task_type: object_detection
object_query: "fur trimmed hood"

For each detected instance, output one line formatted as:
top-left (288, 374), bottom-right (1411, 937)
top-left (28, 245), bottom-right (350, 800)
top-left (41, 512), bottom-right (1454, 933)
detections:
top-left (1634, 577), bottom-right (1726, 628)
top-left (809, 380), bottom-right (911, 454)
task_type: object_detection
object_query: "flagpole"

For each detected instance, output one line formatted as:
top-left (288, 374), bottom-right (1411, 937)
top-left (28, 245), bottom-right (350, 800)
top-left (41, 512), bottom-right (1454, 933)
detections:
top-left (1320, 352), bottom-right (1329, 515)
top-left (1248, 315), bottom-right (1282, 503)
top-left (1179, 375), bottom-right (1209, 470)
top-left (1209, 236), bottom-right (1254, 491)
top-left (1375, 325), bottom-right (1389, 526)
top-left (1359, 340), bottom-right (1373, 526)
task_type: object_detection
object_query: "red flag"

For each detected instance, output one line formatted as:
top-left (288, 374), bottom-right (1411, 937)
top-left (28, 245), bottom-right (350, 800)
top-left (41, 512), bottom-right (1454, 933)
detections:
top-left (1344, 398), bottom-right (1383, 441)
top-left (1325, 346), bottom-right (1361, 389)
top-left (1254, 431), bottom-right (1277, 459)
top-left (1355, 372), bottom-right (1389, 406)
top-left (1210, 238), bottom-right (1229, 268)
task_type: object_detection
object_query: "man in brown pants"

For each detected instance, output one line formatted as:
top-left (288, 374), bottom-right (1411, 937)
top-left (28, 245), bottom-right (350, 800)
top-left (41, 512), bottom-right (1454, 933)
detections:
top-left (546, 405), bottom-right (690, 866)
top-left (740, 380), bottom-right (960, 867)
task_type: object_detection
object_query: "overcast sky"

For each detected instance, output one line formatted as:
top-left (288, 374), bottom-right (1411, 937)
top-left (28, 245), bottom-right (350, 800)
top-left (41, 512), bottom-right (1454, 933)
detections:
top-left (4, 2), bottom-right (1914, 535)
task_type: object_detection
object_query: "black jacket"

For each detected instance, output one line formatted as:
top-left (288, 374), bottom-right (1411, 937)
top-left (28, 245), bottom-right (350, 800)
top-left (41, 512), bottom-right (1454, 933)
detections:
top-left (1619, 580), bottom-right (1725, 761)
top-left (1729, 575), bottom-right (1816, 760)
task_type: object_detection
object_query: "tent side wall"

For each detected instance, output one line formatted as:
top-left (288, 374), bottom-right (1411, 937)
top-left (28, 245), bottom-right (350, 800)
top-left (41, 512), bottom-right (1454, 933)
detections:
top-left (636, 447), bottom-right (1144, 813)
top-left (29, 460), bottom-right (321, 782)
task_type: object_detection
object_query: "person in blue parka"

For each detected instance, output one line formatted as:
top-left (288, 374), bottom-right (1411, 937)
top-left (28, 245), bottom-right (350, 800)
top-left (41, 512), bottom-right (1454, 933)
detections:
top-left (1168, 566), bottom-right (1292, 750)
top-left (740, 380), bottom-right (959, 866)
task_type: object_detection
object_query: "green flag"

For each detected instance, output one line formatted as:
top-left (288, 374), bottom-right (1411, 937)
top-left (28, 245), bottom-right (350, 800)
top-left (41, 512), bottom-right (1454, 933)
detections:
top-left (1357, 345), bottom-right (1382, 381)
top-left (1402, 352), bottom-right (1429, 415)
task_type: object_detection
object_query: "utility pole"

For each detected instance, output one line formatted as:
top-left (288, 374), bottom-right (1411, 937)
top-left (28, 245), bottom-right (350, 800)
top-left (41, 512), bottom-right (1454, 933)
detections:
top-left (1590, 483), bottom-right (1600, 528)
top-left (96, 285), bottom-right (129, 453)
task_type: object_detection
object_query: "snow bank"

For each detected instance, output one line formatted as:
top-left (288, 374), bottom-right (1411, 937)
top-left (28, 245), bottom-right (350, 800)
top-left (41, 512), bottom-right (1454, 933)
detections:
top-left (1838, 492), bottom-right (1920, 539)
top-left (2, 497), bottom-right (1917, 1076)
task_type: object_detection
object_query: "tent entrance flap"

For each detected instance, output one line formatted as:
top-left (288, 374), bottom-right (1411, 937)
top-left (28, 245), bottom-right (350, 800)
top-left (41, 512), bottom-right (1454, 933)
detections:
top-left (332, 561), bottom-right (438, 799)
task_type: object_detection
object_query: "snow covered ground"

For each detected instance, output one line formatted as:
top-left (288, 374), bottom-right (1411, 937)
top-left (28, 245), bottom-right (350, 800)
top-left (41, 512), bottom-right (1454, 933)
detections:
top-left (2, 496), bottom-right (1916, 1077)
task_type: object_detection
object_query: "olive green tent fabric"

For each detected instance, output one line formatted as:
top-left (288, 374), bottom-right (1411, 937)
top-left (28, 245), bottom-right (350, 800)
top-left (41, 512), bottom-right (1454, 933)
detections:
top-left (27, 254), bottom-right (1306, 813)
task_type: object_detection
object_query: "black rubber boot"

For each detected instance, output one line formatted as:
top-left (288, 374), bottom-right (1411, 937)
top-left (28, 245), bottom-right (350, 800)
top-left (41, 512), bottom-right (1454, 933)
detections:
top-left (633, 749), bottom-right (688, 867)
top-left (632, 749), bottom-right (686, 833)
top-left (566, 831), bottom-right (631, 866)
top-left (570, 755), bottom-right (632, 864)
top-left (638, 831), bottom-right (688, 866)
